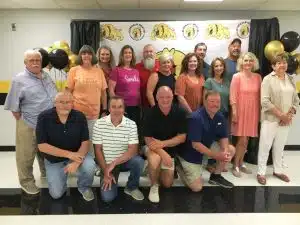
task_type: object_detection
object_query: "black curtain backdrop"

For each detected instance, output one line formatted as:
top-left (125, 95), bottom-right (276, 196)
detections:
top-left (243, 17), bottom-right (280, 165)
top-left (248, 17), bottom-right (280, 77)
top-left (70, 20), bottom-right (100, 54)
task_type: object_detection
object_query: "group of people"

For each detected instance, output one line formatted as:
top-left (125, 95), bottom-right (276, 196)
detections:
top-left (4, 37), bottom-right (299, 204)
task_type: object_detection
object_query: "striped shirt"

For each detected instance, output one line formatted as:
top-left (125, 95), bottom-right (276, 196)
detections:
top-left (92, 115), bottom-right (138, 163)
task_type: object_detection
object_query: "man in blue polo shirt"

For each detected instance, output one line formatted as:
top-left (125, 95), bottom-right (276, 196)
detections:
top-left (177, 90), bottom-right (235, 191)
top-left (36, 92), bottom-right (95, 201)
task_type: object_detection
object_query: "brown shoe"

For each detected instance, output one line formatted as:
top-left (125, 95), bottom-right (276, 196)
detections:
top-left (273, 173), bottom-right (290, 182)
top-left (257, 175), bottom-right (266, 185)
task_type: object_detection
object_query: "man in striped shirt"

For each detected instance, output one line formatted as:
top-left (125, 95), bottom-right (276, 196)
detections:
top-left (93, 96), bottom-right (145, 202)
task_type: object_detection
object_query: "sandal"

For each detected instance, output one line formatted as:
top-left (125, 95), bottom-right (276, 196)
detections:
top-left (273, 173), bottom-right (290, 182)
top-left (257, 175), bottom-right (266, 185)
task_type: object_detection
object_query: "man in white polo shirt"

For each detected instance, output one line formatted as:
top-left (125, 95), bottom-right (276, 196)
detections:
top-left (93, 96), bottom-right (145, 202)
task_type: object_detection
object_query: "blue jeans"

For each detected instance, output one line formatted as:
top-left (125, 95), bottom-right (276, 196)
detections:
top-left (44, 154), bottom-right (95, 199)
top-left (100, 155), bottom-right (144, 203)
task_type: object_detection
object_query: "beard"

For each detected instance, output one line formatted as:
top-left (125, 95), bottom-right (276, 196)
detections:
top-left (143, 58), bottom-right (155, 70)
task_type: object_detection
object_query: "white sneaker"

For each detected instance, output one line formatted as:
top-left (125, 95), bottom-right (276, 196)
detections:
top-left (148, 184), bottom-right (159, 203)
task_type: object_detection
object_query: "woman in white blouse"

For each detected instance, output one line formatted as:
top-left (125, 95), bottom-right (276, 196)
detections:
top-left (257, 53), bottom-right (299, 185)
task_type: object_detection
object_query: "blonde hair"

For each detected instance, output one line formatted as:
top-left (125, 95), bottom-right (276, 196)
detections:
top-left (236, 52), bottom-right (260, 72)
top-left (159, 53), bottom-right (173, 64)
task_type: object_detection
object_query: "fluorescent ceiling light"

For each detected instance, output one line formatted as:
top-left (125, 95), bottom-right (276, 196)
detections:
top-left (184, 0), bottom-right (223, 2)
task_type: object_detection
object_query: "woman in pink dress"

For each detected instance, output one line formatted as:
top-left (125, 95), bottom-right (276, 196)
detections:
top-left (230, 52), bottom-right (262, 177)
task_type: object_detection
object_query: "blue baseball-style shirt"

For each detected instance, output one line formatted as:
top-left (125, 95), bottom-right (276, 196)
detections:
top-left (178, 107), bottom-right (228, 164)
top-left (4, 68), bottom-right (57, 128)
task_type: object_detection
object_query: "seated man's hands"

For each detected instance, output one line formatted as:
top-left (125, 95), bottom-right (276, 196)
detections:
top-left (67, 152), bottom-right (84, 163)
top-left (148, 138), bottom-right (166, 151)
top-left (102, 162), bottom-right (117, 191)
top-left (214, 151), bottom-right (231, 162)
top-left (64, 161), bottom-right (80, 174)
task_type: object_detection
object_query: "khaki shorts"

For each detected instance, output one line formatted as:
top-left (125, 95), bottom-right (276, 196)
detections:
top-left (143, 145), bottom-right (175, 170)
top-left (176, 142), bottom-right (221, 185)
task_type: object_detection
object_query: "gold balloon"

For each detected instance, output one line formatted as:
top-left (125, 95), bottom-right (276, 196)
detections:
top-left (68, 53), bottom-right (78, 69)
top-left (264, 40), bottom-right (285, 61)
top-left (52, 40), bottom-right (70, 54)
top-left (293, 53), bottom-right (300, 74)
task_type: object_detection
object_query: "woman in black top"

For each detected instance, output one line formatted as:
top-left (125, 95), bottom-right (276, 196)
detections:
top-left (147, 54), bottom-right (176, 107)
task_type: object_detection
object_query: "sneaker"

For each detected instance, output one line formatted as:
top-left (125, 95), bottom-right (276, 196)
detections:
top-left (209, 174), bottom-right (234, 188)
top-left (124, 188), bottom-right (144, 201)
top-left (240, 165), bottom-right (252, 174)
top-left (21, 183), bottom-right (40, 195)
top-left (79, 188), bottom-right (94, 201)
top-left (232, 167), bottom-right (242, 177)
top-left (148, 184), bottom-right (159, 203)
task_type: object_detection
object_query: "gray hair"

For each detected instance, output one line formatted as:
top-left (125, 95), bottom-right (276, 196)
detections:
top-left (24, 49), bottom-right (42, 62)
top-left (236, 52), bottom-right (260, 72)
top-left (54, 91), bottom-right (73, 102)
top-left (76, 45), bottom-right (98, 65)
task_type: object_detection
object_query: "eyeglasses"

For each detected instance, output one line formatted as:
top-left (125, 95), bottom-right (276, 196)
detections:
top-left (28, 59), bottom-right (41, 63)
top-left (56, 100), bottom-right (73, 105)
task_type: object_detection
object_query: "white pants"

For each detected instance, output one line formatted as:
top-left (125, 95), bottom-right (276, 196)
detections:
top-left (87, 119), bottom-right (97, 157)
top-left (257, 120), bottom-right (290, 175)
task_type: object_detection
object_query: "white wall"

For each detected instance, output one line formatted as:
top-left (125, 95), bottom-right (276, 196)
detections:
top-left (1, 9), bottom-right (300, 146)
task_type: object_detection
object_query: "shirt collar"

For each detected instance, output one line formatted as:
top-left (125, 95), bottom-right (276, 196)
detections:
top-left (53, 108), bottom-right (75, 124)
top-left (25, 68), bottom-right (46, 79)
top-left (105, 114), bottom-right (127, 127)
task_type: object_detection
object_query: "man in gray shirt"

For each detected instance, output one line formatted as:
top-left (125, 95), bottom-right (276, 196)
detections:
top-left (4, 49), bottom-right (57, 195)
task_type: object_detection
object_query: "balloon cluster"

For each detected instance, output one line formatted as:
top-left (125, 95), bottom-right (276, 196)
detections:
top-left (36, 40), bottom-right (78, 72)
top-left (264, 31), bottom-right (300, 74)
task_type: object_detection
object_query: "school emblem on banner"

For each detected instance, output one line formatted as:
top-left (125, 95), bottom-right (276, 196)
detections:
top-left (101, 24), bottom-right (124, 41)
top-left (236, 21), bottom-right (250, 39)
top-left (129, 24), bottom-right (145, 41)
top-left (150, 23), bottom-right (176, 41)
top-left (206, 24), bottom-right (230, 40)
top-left (182, 24), bottom-right (199, 40)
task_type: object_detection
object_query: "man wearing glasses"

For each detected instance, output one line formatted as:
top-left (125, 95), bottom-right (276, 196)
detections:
top-left (36, 92), bottom-right (95, 201)
top-left (4, 49), bottom-right (57, 195)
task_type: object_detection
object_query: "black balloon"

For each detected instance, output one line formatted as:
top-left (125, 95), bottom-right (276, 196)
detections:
top-left (287, 54), bottom-right (299, 74)
top-left (34, 48), bottom-right (49, 68)
top-left (280, 31), bottom-right (300, 52)
top-left (49, 49), bottom-right (69, 70)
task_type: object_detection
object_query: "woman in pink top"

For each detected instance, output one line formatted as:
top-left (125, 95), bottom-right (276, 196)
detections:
top-left (230, 52), bottom-right (262, 177)
top-left (109, 45), bottom-right (141, 125)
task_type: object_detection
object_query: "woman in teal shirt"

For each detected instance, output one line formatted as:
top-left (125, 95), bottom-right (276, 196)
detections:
top-left (204, 57), bottom-right (230, 119)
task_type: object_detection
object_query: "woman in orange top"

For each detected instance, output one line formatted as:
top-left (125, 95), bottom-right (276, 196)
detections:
top-left (175, 53), bottom-right (205, 113)
top-left (67, 45), bottom-right (108, 156)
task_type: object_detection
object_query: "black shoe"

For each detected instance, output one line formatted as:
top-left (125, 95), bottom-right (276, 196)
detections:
top-left (209, 174), bottom-right (234, 188)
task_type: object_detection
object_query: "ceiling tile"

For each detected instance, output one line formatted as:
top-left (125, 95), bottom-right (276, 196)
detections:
top-left (55, 0), bottom-right (100, 9)
top-left (97, 0), bottom-right (139, 9)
